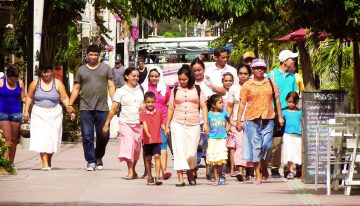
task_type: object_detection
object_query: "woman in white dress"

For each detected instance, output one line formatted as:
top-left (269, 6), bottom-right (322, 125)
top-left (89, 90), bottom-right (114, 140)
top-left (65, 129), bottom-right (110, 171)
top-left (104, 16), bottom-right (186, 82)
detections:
top-left (24, 65), bottom-right (74, 170)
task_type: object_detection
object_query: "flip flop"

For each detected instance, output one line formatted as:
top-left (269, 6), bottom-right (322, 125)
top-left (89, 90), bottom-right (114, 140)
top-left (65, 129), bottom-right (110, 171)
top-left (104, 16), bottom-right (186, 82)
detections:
top-left (254, 179), bottom-right (262, 185)
top-left (124, 176), bottom-right (136, 180)
top-left (162, 172), bottom-right (172, 180)
top-left (230, 173), bottom-right (236, 177)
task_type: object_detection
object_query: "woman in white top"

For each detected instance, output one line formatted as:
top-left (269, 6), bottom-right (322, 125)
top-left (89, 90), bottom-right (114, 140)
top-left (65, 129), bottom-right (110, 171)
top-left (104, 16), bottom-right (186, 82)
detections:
top-left (226, 64), bottom-right (252, 180)
top-left (103, 67), bottom-right (144, 179)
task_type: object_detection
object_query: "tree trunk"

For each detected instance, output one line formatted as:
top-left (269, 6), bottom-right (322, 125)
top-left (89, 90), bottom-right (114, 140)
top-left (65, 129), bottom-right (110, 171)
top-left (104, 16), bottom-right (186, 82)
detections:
top-left (298, 42), bottom-right (316, 90)
top-left (353, 38), bottom-right (360, 113)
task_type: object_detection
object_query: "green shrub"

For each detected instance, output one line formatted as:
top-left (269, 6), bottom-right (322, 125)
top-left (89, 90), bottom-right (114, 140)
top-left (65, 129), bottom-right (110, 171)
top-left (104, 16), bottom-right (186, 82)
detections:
top-left (0, 130), bottom-right (16, 174)
top-left (62, 106), bottom-right (81, 142)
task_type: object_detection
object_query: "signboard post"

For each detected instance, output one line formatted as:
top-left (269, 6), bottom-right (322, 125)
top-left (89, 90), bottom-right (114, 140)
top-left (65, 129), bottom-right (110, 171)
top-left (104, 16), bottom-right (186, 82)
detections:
top-left (302, 91), bottom-right (349, 183)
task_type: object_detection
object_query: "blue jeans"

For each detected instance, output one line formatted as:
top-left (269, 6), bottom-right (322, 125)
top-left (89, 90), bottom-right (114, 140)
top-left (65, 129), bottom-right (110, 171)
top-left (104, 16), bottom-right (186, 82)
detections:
top-left (244, 119), bottom-right (274, 163)
top-left (80, 110), bottom-right (109, 164)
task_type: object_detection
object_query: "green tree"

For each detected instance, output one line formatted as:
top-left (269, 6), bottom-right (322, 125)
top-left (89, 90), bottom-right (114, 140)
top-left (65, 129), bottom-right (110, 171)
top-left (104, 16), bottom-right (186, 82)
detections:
top-left (129, 0), bottom-right (360, 111)
top-left (8, 0), bottom-right (360, 111)
top-left (157, 19), bottom-right (194, 37)
top-left (38, 0), bottom-right (87, 66)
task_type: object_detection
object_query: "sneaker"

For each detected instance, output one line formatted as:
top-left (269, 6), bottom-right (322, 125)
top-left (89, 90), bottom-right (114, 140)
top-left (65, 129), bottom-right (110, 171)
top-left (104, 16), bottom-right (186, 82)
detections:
top-left (41, 167), bottom-right (51, 171)
top-left (271, 168), bottom-right (281, 178)
top-left (219, 177), bottom-right (226, 185)
top-left (86, 163), bottom-right (96, 171)
top-left (287, 172), bottom-right (294, 180)
top-left (96, 159), bottom-right (103, 170)
top-left (211, 180), bottom-right (220, 186)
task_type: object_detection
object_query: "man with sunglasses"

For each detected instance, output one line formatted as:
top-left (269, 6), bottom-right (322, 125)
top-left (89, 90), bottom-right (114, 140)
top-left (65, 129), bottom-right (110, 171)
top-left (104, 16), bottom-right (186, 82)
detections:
top-left (242, 51), bottom-right (256, 66)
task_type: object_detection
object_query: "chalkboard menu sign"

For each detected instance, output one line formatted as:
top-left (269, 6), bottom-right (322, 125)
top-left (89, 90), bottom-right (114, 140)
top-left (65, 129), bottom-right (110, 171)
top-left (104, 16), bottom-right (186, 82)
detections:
top-left (302, 91), bottom-right (349, 184)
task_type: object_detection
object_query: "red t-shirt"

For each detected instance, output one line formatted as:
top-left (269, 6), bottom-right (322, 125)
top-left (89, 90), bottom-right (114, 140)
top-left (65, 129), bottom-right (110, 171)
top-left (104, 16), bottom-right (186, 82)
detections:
top-left (140, 109), bottom-right (163, 144)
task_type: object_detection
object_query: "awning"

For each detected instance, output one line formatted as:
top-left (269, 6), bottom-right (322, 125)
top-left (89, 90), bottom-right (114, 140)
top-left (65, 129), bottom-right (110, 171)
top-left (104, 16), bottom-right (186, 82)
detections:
top-left (274, 28), bottom-right (328, 42)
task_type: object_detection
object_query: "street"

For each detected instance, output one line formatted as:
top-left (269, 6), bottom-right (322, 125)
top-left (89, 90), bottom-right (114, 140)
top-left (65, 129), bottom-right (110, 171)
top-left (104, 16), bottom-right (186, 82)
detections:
top-left (0, 139), bottom-right (359, 206)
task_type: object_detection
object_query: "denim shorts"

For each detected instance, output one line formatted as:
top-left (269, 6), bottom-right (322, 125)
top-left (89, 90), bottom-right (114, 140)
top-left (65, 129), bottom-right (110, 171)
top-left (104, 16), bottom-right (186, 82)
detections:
top-left (0, 112), bottom-right (22, 123)
top-left (160, 129), bottom-right (168, 150)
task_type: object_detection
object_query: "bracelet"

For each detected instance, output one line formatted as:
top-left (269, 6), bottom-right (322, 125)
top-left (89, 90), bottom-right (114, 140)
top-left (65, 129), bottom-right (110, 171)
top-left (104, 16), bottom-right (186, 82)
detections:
top-left (68, 105), bottom-right (73, 107)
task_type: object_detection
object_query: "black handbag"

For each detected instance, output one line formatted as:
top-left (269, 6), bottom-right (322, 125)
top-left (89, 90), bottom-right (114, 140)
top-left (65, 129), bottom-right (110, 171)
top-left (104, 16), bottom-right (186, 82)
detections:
top-left (268, 78), bottom-right (285, 137)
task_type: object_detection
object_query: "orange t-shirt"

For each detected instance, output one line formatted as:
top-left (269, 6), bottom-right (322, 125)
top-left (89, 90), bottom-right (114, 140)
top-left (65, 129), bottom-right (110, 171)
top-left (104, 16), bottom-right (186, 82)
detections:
top-left (240, 78), bottom-right (279, 120)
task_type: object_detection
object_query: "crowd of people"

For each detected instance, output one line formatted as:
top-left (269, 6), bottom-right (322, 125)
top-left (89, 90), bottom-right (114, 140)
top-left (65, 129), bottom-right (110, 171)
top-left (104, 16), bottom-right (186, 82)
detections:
top-left (0, 45), bottom-right (305, 187)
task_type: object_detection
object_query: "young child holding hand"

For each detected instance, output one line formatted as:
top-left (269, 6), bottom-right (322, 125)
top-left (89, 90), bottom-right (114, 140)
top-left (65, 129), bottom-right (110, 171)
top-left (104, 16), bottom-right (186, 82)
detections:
top-left (140, 92), bottom-right (164, 185)
top-left (281, 91), bottom-right (302, 179)
top-left (206, 94), bottom-right (231, 186)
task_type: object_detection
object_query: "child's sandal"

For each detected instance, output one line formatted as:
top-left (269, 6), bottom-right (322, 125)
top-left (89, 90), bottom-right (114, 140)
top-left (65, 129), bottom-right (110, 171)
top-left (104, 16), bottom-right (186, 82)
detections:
top-left (147, 177), bottom-right (155, 185)
top-left (154, 177), bottom-right (163, 185)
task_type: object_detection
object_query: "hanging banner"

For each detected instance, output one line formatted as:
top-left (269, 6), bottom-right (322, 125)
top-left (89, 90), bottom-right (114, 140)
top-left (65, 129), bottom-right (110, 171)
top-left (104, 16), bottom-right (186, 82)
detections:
top-left (33, 0), bottom-right (44, 79)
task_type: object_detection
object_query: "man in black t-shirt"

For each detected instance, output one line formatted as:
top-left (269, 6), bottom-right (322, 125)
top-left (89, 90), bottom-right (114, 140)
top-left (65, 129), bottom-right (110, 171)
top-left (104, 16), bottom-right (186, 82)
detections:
top-left (137, 58), bottom-right (147, 84)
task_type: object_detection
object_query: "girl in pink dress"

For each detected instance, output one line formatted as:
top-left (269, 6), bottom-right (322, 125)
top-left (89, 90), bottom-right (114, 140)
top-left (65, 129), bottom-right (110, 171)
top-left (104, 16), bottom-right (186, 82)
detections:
top-left (226, 64), bottom-right (252, 181)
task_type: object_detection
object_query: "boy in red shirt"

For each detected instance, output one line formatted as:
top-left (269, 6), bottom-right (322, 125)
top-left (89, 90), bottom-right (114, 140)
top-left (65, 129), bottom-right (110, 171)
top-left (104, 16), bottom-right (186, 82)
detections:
top-left (140, 92), bottom-right (163, 185)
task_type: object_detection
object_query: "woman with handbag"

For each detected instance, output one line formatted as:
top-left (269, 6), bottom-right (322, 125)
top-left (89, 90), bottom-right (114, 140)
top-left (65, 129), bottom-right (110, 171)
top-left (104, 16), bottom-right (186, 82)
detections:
top-left (235, 59), bottom-right (284, 185)
top-left (23, 65), bottom-right (74, 171)
top-left (0, 65), bottom-right (26, 164)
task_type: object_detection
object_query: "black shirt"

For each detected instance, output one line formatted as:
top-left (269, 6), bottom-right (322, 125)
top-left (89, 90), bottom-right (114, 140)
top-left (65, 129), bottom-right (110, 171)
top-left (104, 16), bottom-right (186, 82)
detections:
top-left (138, 67), bottom-right (148, 84)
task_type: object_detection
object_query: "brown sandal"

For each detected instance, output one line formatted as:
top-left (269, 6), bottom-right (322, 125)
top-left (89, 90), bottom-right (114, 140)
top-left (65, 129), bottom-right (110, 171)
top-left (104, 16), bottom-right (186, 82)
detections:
top-left (154, 177), bottom-right (162, 185)
top-left (147, 177), bottom-right (155, 185)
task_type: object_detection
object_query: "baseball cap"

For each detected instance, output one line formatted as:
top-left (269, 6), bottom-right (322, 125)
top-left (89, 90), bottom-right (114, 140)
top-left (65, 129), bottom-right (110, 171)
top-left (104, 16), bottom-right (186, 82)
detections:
top-left (243, 51), bottom-right (256, 60)
top-left (250, 59), bottom-right (267, 68)
top-left (115, 59), bottom-right (120, 64)
top-left (278, 50), bottom-right (298, 62)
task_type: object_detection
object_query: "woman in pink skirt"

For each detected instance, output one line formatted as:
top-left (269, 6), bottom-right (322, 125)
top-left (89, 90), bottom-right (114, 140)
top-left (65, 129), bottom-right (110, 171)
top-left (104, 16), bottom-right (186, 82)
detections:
top-left (103, 67), bottom-right (144, 179)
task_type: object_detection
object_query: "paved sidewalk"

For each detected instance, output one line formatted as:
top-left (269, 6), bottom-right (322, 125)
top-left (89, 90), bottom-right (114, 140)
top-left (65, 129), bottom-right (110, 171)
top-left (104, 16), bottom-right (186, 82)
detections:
top-left (0, 139), bottom-right (359, 205)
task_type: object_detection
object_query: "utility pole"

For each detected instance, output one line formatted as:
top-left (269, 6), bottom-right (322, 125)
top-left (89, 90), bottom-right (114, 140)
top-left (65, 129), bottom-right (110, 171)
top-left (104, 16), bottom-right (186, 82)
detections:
top-left (26, 0), bottom-right (34, 89)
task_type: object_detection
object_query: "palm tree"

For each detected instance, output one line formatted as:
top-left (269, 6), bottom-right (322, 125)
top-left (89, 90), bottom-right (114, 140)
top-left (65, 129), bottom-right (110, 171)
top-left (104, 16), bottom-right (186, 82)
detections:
top-left (308, 37), bottom-right (355, 111)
